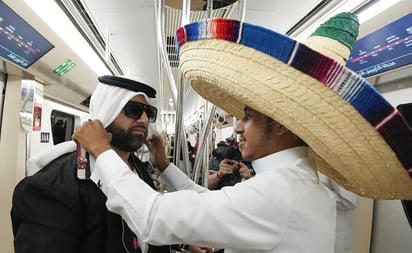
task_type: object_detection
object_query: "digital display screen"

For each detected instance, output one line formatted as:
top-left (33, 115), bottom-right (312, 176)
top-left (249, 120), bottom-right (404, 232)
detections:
top-left (346, 13), bottom-right (412, 78)
top-left (0, 1), bottom-right (54, 68)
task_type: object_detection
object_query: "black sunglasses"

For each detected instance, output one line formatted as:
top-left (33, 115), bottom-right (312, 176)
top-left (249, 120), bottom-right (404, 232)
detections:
top-left (122, 101), bottom-right (157, 123)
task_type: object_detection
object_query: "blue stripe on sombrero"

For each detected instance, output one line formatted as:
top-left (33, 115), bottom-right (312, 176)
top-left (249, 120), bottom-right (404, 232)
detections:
top-left (176, 18), bottom-right (412, 176)
top-left (241, 23), bottom-right (296, 62)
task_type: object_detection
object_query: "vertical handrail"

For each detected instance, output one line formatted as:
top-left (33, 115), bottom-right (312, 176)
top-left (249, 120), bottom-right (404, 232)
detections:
top-left (187, 0), bottom-right (247, 186)
top-left (155, 0), bottom-right (247, 182)
top-left (239, 0), bottom-right (247, 23)
top-left (155, 0), bottom-right (191, 174)
top-left (191, 0), bottom-right (215, 185)
top-left (175, 0), bottom-right (192, 174)
top-left (155, 0), bottom-right (178, 103)
top-left (206, 0), bottom-right (213, 18)
top-left (181, 0), bottom-right (191, 26)
top-left (193, 104), bottom-right (216, 184)
top-left (175, 76), bottom-right (192, 175)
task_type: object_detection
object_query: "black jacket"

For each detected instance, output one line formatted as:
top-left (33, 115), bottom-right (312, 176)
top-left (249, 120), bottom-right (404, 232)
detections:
top-left (11, 151), bottom-right (171, 253)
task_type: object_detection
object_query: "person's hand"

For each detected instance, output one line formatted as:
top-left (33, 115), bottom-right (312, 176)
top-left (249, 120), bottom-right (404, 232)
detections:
top-left (217, 159), bottom-right (237, 178)
top-left (145, 134), bottom-right (170, 172)
top-left (72, 120), bottom-right (112, 158)
top-left (186, 245), bottom-right (214, 253)
top-left (238, 162), bottom-right (253, 179)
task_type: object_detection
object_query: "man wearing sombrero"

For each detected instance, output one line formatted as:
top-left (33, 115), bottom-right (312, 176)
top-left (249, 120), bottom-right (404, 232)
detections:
top-left (73, 13), bottom-right (412, 253)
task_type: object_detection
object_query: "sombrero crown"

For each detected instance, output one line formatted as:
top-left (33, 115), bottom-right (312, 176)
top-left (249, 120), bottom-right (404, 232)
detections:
top-left (176, 13), bottom-right (412, 199)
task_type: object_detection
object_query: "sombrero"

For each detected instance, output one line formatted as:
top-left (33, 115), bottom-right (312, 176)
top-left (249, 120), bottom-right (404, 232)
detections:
top-left (175, 13), bottom-right (412, 199)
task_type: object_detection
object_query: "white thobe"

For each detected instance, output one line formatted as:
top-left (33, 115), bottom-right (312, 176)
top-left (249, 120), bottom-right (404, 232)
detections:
top-left (91, 146), bottom-right (337, 253)
top-left (319, 174), bottom-right (358, 253)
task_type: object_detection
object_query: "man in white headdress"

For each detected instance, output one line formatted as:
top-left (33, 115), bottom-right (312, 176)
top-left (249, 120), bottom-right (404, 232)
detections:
top-left (11, 75), bottom-right (176, 253)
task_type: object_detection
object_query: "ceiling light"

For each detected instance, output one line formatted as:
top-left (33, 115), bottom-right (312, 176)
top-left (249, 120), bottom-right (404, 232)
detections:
top-left (23, 0), bottom-right (110, 76)
top-left (293, 0), bottom-right (401, 42)
top-left (357, 0), bottom-right (401, 23)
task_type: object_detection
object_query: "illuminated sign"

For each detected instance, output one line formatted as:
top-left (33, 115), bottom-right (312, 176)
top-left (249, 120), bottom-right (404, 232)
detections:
top-left (53, 59), bottom-right (76, 76)
top-left (0, 1), bottom-right (54, 68)
top-left (346, 13), bottom-right (412, 78)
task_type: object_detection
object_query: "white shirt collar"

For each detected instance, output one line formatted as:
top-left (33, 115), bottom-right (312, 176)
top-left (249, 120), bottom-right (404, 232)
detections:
top-left (251, 146), bottom-right (309, 174)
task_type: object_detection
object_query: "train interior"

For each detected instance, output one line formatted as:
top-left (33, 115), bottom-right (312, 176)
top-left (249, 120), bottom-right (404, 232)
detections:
top-left (1, 0), bottom-right (412, 252)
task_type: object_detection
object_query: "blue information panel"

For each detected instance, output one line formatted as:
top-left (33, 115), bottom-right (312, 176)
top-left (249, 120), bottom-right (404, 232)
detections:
top-left (346, 13), bottom-right (412, 78)
top-left (0, 1), bottom-right (54, 68)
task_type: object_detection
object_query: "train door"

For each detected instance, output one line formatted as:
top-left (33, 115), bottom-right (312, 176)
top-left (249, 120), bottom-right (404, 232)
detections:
top-left (28, 98), bottom-right (89, 160)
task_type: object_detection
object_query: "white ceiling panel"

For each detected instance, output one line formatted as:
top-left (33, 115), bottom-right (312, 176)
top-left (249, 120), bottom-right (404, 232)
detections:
top-left (79, 0), bottom-right (325, 81)
top-left (81, 0), bottom-right (158, 86)
top-left (84, 0), bottom-right (155, 9)
top-left (244, 0), bottom-right (321, 32)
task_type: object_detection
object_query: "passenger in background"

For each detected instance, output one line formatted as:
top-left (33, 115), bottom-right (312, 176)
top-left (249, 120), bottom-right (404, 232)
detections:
top-left (208, 139), bottom-right (254, 190)
top-left (170, 134), bottom-right (195, 168)
top-left (208, 159), bottom-right (253, 190)
top-left (192, 132), bottom-right (200, 159)
top-left (11, 75), bottom-right (204, 253)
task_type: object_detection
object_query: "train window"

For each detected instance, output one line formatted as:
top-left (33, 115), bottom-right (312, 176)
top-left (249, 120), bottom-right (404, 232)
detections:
top-left (50, 109), bottom-right (75, 145)
top-left (397, 103), bottom-right (412, 229)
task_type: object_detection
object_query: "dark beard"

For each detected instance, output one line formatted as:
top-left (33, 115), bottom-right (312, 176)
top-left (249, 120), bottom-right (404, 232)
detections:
top-left (106, 122), bottom-right (147, 152)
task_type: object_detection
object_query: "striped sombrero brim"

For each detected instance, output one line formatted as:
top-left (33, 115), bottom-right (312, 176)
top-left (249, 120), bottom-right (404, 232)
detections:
top-left (176, 18), bottom-right (412, 199)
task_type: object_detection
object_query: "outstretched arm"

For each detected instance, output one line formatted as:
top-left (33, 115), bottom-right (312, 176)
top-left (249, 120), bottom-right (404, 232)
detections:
top-left (72, 120), bottom-right (112, 158)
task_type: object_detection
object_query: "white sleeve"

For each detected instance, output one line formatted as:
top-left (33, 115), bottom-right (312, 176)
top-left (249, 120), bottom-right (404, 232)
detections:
top-left (90, 150), bottom-right (290, 250)
top-left (330, 180), bottom-right (358, 209)
top-left (158, 163), bottom-right (209, 193)
top-left (318, 172), bottom-right (357, 209)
